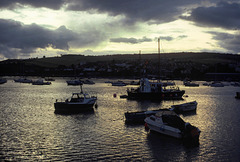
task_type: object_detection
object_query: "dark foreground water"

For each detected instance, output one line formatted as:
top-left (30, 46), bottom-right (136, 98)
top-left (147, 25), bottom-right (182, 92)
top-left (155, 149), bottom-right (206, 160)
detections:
top-left (1, 78), bottom-right (240, 161)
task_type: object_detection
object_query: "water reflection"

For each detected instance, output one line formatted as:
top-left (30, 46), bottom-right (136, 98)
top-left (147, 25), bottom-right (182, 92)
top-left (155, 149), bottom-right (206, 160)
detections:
top-left (147, 132), bottom-right (200, 161)
top-left (1, 79), bottom-right (240, 161)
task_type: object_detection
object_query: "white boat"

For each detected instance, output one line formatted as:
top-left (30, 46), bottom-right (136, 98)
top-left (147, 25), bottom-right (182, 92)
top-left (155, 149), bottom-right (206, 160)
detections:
top-left (32, 79), bottom-right (51, 85)
top-left (184, 81), bottom-right (199, 87)
top-left (144, 110), bottom-right (200, 143)
top-left (54, 85), bottom-right (97, 113)
top-left (171, 101), bottom-right (197, 113)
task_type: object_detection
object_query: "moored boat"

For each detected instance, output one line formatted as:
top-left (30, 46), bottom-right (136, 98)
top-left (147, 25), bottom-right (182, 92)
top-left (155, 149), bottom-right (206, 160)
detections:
top-left (0, 78), bottom-right (7, 84)
top-left (32, 79), bottom-right (51, 85)
top-left (66, 79), bottom-right (83, 86)
top-left (14, 78), bottom-right (32, 83)
top-left (54, 85), bottom-right (97, 113)
top-left (144, 110), bottom-right (200, 144)
top-left (127, 78), bottom-right (185, 100)
top-left (112, 81), bottom-right (127, 86)
top-left (210, 81), bottom-right (224, 87)
top-left (184, 81), bottom-right (199, 87)
top-left (125, 109), bottom-right (170, 123)
top-left (171, 101), bottom-right (198, 113)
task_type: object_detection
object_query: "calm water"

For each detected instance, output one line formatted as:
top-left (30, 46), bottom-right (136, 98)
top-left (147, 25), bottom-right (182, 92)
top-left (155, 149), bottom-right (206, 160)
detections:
top-left (0, 78), bottom-right (240, 161)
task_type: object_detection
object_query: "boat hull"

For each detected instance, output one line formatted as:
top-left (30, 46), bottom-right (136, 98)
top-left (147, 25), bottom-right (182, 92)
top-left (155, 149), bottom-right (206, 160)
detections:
top-left (146, 121), bottom-right (183, 139)
top-left (171, 101), bottom-right (197, 113)
top-left (125, 109), bottom-right (170, 123)
top-left (54, 102), bottom-right (95, 113)
top-left (127, 90), bottom-right (185, 100)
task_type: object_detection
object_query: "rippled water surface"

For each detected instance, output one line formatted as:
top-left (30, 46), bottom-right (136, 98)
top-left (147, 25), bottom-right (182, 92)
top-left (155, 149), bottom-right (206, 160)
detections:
top-left (1, 78), bottom-right (240, 161)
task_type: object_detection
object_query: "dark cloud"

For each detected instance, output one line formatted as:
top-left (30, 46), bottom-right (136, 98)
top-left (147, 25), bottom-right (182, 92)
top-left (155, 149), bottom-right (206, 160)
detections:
top-left (66, 0), bottom-right (198, 24)
top-left (0, 19), bottom-right (97, 58)
top-left (0, 0), bottom-right (65, 10)
top-left (110, 36), bottom-right (152, 44)
top-left (209, 31), bottom-right (240, 53)
top-left (182, 2), bottom-right (240, 29)
top-left (160, 36), bottom-right (173, 41)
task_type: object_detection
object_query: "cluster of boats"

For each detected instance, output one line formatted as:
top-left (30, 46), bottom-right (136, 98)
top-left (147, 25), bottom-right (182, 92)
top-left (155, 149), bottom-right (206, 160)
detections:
top-left (54, 77), bottom-right (200, 145)
top-left (14, 78), bottom-right (52, 85)
top-left (1, 76), bottom-right (205, 144)
top-left (125, 100), bottom-right (200, 145)
top-left (124, 101), bottom-right (197, 123)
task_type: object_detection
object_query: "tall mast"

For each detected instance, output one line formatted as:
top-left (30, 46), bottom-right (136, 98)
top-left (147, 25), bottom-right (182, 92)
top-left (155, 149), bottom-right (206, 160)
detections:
top-left (158, 38), bottom-right (161, 79)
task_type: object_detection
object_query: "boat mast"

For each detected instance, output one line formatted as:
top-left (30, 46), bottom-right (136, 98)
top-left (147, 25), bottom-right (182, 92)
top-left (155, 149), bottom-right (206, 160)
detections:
top-left (80, 84), bottom-right (83, 93)
top-left (158, 38), bottom-right (161, 80)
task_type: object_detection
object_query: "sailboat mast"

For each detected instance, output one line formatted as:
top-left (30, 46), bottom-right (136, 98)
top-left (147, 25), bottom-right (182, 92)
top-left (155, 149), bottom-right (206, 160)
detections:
top-left (158, 38), bottom-right (161, 79)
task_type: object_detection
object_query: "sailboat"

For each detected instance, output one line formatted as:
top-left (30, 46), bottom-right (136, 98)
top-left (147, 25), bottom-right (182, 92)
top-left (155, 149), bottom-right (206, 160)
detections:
top-left (127, 38), bottom-right (185, 100)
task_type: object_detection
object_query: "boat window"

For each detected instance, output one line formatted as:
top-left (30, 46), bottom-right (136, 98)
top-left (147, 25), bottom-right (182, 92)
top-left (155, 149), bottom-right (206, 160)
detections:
top-left (78, 94), bottom-right (84, 98)
top-left (150, 117), bottom-right (155, 121)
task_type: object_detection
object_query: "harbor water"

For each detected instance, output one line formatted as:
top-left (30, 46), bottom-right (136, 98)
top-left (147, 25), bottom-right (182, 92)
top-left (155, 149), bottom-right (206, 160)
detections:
top-left (1, 78), bottom-right (240, 161)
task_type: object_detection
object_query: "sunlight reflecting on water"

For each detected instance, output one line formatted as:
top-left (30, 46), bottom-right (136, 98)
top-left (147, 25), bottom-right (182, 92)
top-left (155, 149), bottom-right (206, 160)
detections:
top-left (0, 78), bottom-right (240, 161)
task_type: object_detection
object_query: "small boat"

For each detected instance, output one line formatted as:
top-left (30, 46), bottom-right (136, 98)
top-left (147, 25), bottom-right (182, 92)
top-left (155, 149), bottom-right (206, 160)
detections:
top-left (0, 78), bottom-right (7, 84)
top-left (202, 82), bottom-right (209, 86)
top-left (184, 81), bottom-right (199, 87)
top-left (210, 82), bottom-right (224, 87)
top-left (112, 81), bottom-right (127, 86)
top-left (54, 85), bottom-right (97, 113)
top-left (144, 110), bottom-right (200, 143)
top-left (235, 92), bottom-right (240, 99)
top-left (120, 95), bottom-right (128, 98)
top-left (14, 78), bottom-right (32, 83)
top-left (66, 79), bottom-right (83, 86)
top-left (125, 109), bottom-right (170, 123)
top-left (127, 78), bottom-right (185, 100)
top-left (171, 101), bottom-right (198, 113)
top-left (32, 79), bottom-right (51, 85)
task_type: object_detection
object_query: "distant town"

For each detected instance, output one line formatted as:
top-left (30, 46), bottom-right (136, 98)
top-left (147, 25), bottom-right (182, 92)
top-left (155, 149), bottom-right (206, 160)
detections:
top-left (1, 52), bottom-right (240, 81)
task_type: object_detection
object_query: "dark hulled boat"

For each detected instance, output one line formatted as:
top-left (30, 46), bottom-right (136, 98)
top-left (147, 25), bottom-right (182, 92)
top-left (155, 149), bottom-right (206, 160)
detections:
top-left (127, 78), bottom-right (185, 100)
top-left (54, 85), bottom-right (97, 113)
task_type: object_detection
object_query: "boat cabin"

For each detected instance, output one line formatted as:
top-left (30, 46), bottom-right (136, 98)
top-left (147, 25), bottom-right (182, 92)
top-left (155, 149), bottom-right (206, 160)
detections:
top-left (139, 78), bottom-right (162, 93)
top-left (70, 93), bottom-right (90, 102)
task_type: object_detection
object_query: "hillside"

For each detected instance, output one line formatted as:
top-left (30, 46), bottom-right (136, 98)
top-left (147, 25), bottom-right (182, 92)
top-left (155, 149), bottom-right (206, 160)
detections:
top-left (7, 52), bottom-right (239, 68)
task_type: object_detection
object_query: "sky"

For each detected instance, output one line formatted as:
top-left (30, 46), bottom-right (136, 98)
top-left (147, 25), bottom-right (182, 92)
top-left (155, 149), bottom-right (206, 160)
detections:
top-left (0, 0), bottom-right (240, 60)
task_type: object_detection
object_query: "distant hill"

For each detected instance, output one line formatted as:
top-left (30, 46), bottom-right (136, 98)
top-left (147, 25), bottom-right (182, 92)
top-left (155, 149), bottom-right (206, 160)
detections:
top-left (1, 52), bottom-right (239, 68)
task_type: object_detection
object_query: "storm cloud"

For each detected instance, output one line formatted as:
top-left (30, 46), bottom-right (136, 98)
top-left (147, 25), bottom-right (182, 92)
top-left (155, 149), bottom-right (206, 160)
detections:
top-left (209, 31), bottom-right (240, 53)
top-left (0, 0), bottom-right (65, 10)
top-left (0, 19), bottom-right (81, 58)
top-left (183, 2), bottom-right (240, 29)
top-left (65, 0), bottom-right (198, 24)
top-left (0, 0), bottom-right (240, 59)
